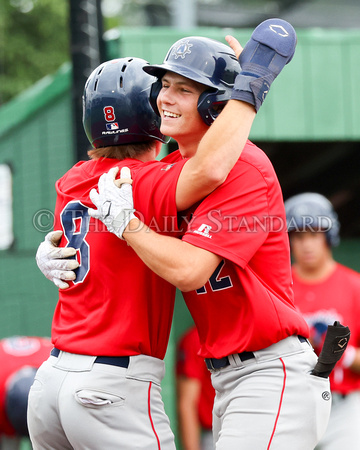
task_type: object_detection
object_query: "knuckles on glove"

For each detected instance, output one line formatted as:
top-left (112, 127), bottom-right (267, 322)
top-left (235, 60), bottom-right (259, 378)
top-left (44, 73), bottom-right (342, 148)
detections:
top-left (88, 166), bottom-right (136, 240)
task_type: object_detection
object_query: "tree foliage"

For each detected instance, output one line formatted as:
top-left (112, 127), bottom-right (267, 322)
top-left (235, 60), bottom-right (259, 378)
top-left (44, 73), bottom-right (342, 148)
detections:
top-left (0, 0), bottom-right (69, 104)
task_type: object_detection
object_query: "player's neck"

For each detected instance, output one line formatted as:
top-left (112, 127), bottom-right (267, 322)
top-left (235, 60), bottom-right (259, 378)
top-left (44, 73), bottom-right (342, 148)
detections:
top-left (294, 258), bottom-right (336, 282)
top-left (137, 146), bottom-right (159, 162)
top-left (177, 136), bottom-right (202, 159)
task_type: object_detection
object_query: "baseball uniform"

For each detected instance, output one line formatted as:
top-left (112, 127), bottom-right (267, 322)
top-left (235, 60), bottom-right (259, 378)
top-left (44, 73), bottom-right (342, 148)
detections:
top-left (292, 263), bottom-right (360, 449)
top-left (27, 156), bottom-right (187, 450)
top-left (165, 142), bottom-right (332, 449)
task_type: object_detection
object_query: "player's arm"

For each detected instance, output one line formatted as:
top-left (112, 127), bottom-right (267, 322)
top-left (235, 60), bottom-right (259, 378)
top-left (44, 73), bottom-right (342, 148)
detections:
top-left (177, 376), bottom-right (202, 450)
top-left (123, 218), bottom-right (221, 292)
top-left (35, 182), bottom-right (219, 292)
top-left (176, 330), bottom-right (204, 450)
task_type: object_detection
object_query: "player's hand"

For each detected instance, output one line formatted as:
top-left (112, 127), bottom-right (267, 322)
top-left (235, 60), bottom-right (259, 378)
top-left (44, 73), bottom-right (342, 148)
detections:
top-left (36, 230), bottom-right (79, 289)
top-left (88, 166), bottom-right (136, 240)
top-left (225, 35), bottom-right (243, 59)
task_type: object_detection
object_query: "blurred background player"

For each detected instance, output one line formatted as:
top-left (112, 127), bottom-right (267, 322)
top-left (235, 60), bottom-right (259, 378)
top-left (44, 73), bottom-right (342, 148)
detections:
top-left (176, 326), bottom-right (215, 450)
top-left (0, 336), bottom-right (52, 450)
top-left (285, 192), bottom-right (360, 450)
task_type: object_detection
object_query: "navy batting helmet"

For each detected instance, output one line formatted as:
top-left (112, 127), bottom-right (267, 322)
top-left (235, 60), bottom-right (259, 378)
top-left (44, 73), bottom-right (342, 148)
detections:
top-left (5, 366), bottom-right (37, 436)
top-left (143, 36), bottom-right (240, 126)
top-left (83, 57), bottom-right (168, 148)
top-left (284, 192), bottom-right (340, 247)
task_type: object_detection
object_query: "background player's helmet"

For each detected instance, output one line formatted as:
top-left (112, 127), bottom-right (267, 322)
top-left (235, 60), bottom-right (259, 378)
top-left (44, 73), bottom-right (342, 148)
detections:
top-left (83, 57), bottom-right (168, 148)
top-left (284, 192), bottom-right (340, 247)
top-left (5, 366), bottom-right (38, 436)
top-left (143, 36), bottom-right (240, 126)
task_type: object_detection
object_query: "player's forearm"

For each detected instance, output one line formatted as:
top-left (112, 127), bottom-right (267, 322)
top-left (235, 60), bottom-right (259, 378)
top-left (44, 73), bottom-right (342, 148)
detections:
top-left (177, 378), bottom-right (202, 450)
top-left (178, 407), bottom-right (202, 450)
top-left (124, 220), bottom-right (194, 290)
top-left (124, 218), bottom-right (219, 291)
top-left (176, 101), bottom-right (255, 211)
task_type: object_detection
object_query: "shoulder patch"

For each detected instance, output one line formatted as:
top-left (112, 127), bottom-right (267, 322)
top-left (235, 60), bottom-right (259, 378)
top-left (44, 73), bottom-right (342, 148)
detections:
top-left (161, 164), bottom-right (175, 171)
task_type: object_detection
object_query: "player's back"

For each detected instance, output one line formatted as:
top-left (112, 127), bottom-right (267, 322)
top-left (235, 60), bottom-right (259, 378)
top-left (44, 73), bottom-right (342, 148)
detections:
top-left (52, 157), bottom-right (184, 359)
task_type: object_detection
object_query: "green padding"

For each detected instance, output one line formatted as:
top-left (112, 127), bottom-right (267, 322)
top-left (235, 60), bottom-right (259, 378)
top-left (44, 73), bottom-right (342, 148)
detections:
top-left (0, 62), bottom-right (71, 139)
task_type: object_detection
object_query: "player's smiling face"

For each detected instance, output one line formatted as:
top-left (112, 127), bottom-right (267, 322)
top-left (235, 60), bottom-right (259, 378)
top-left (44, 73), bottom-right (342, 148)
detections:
top-left (157, 71), bottom-right (209, 157)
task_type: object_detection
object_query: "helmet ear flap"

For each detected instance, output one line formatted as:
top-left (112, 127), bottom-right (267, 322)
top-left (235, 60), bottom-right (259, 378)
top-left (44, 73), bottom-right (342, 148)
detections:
top-left (149, 80), bottom-right (162, 117)
top-left (197, 89), bottom-right (227, 126)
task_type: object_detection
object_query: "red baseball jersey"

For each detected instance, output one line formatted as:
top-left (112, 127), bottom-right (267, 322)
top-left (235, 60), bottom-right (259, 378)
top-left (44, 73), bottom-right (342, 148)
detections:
top-left (0, 336), bottom-right (52, 436)
top-left (170, 141), bottom-right (309, 358)
top-left (52, 157), bottom-right (186, 358)
top-left (176, 326), bottom-right (214, 430)
top-left (292, 263), bottom-right (360, 394)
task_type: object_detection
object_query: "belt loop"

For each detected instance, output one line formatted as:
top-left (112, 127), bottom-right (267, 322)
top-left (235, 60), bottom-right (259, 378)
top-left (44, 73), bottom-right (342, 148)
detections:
top-left (228, 353), bottom-right (242, 368)
top-left (51, 348), bottom-right (60, 357)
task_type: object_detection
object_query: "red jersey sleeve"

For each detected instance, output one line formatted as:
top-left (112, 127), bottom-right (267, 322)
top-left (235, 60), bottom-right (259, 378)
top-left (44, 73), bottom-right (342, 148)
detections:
top-left (183, 158), bottom-right (269, 268)
top-left (132, 158), bottom-right (187, 234)
top-left (182, 143), bottom-right (287, 269)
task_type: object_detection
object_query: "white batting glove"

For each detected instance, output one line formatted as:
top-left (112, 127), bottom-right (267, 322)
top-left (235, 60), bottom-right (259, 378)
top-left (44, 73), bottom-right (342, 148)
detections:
top-left (88, 166), bottom-right (136, 240)
top-left (36, 230), bottom-right (79, 289)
